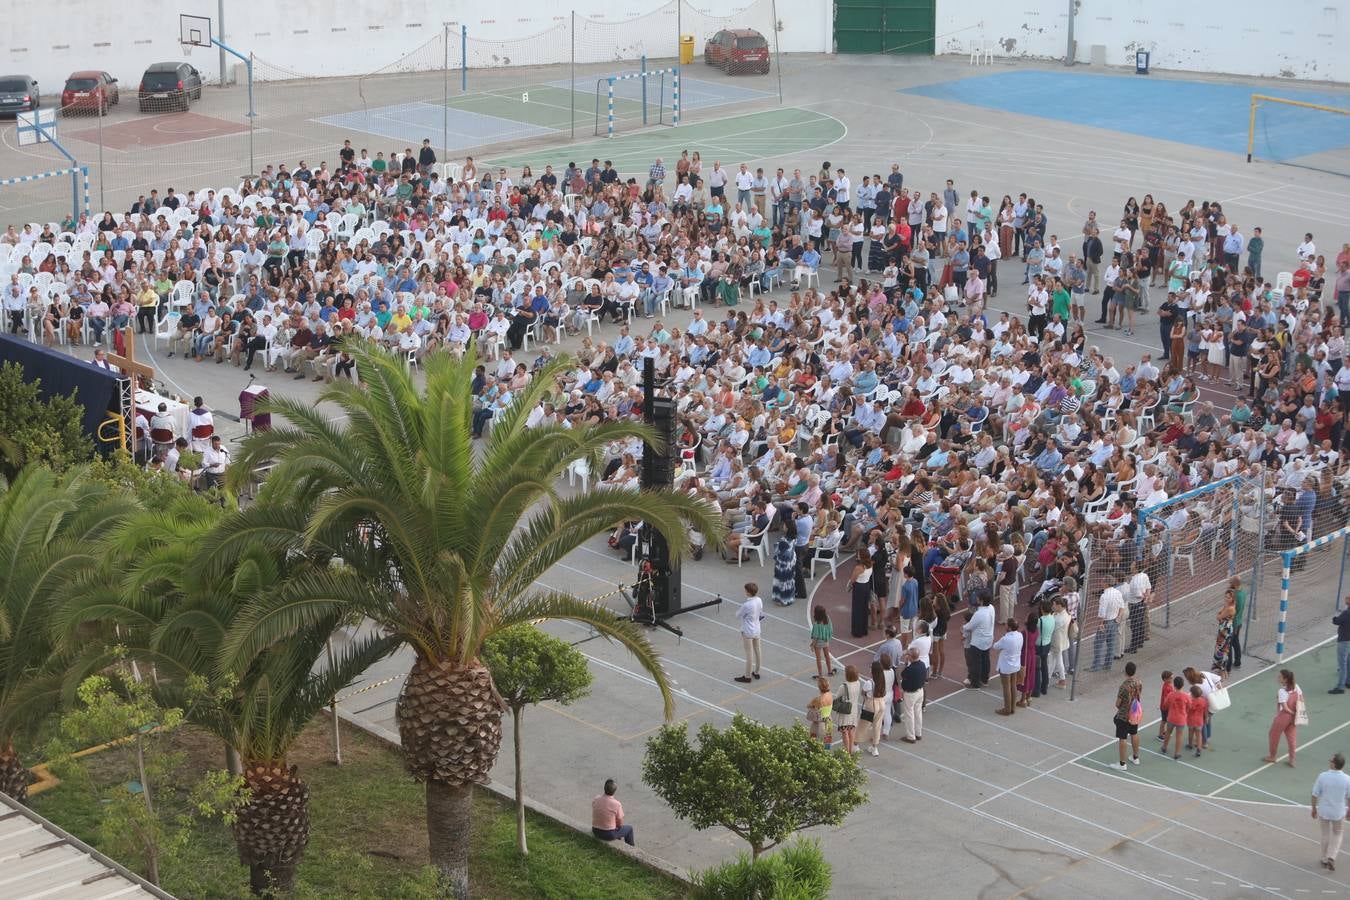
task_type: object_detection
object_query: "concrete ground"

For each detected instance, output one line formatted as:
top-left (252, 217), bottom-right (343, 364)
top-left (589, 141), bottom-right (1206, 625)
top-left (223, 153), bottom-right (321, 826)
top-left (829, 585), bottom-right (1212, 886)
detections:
top-left (8, 52), bottom-right (1350, 898)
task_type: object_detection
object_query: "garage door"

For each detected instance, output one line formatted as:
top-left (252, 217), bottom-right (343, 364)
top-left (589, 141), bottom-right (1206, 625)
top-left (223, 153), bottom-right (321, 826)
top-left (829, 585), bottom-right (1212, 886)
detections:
top-left (835, 0), bottom-right (935, 55)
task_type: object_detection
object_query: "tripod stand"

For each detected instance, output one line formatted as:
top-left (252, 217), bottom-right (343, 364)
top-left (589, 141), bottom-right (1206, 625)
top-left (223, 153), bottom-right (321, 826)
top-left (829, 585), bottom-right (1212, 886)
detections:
top-left (620, 560), bottom-right (723, 638)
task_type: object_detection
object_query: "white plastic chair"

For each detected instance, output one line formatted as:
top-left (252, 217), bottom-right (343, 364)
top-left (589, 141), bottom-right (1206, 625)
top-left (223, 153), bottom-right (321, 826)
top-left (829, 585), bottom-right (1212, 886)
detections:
top-left (737, 523), bottom-right (771, 567)
top-left (809, 532), bottom-right (843, 580)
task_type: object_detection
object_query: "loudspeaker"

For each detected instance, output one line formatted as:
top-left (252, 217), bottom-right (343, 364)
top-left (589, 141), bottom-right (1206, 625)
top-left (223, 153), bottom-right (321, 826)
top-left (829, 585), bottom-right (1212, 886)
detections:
top-left (641, 396), bottom-right (677, 488)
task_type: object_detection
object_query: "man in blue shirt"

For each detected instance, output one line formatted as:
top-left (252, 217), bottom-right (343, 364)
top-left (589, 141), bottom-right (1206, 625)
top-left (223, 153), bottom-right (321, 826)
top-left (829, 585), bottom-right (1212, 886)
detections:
top-left (1033, 439), bottom-right (1064, 474)
top-left (899, 567), bottom-right (920, 636)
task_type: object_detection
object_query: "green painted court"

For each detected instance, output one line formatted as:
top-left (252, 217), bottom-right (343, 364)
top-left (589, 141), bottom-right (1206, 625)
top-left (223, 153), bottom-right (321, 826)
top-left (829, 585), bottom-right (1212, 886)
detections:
top-left (485, 106), bottom-right (847, 173)
top-left (1081, 641), bottom-right (1345, 805)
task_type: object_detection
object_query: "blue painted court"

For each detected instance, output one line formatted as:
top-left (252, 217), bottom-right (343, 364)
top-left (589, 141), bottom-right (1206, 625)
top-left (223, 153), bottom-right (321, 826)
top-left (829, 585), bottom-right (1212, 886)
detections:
top-left (903, 70), bottom-right (1350, 161)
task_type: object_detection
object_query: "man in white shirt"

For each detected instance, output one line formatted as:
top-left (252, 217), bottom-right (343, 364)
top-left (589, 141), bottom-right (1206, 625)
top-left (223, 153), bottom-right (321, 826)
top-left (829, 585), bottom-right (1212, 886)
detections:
top-left (201, 435), bottom-right (231, 489)
top-left (1124, 570), bottom-right (1153, 654)
top-left (1313, 752), bottom-right (1350, 870)
top-left (733, 581), bottom-right (763, 683)
top-left (962, 596), bottom-right (996, 688)
top-left (993, 618), bottom-right (1025, 715)
top-left (1090, 586), bottom-right (1127, 672)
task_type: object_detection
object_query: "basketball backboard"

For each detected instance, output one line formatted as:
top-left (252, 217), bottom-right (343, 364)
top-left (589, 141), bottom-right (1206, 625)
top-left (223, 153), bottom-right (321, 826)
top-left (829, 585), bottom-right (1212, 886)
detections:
top-left (16, 109), bottom-right (56, 147)
top-left (179, 14), bottom-right (213, 50)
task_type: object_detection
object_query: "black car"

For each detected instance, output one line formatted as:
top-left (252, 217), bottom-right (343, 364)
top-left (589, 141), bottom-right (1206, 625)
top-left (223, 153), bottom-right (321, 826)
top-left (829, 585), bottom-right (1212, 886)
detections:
top-left (137, 62), bottom-right (203, 112)
top-left (0, 75), bottom-right (40, 117)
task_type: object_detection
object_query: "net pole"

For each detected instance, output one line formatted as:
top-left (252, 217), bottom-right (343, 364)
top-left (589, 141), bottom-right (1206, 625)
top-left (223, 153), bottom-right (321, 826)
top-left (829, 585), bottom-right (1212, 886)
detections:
top-left (607, 77), bottom-right (615, 138)
top-left (642, 55), bottom-right (648, 126)
top-left (771, 0), bottom-right (783, 104)
top-left (1247, 96), bottom-right (1258, 163)
top-left (673, 67), bottom-right (679, 126)
top-left (461, 26), bottom-right (467, 92)
top-left (1276, 552), bottom-right (1291, 661)
top-left (97, 100), bottom-right (105, 212)
top-left (442, 25), bottom-right (449, 169)
top-left (570, 11), bottom-right (576, 139)
top-left (1335, 536), bottom-right (1349, 613)
top-left (1068, 561), bottom-right (1085, 702)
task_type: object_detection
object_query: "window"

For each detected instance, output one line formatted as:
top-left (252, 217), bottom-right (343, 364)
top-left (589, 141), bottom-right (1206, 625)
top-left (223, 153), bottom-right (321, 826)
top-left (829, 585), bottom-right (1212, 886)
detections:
top-left (736, 36), bottom-right (769, 50)
top-left (0, 80), bottom-right (28, 92)
top-left (65, 78), bottom-right (99, 91)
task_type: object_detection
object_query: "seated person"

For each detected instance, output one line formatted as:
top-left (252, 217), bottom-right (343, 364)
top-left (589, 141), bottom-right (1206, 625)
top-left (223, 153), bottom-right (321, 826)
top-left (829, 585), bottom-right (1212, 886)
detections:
top-left (591, 779), bottom-right (634, 846)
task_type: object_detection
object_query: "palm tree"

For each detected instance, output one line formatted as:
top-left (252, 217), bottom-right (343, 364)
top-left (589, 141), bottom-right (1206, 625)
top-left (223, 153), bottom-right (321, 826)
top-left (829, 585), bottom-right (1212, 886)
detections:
top-left (0, 466), bottom-right (127, 801)
top-left (214, 343), bottom-right (722, 898)
top-left (59, 499), bottom-right (401, 895)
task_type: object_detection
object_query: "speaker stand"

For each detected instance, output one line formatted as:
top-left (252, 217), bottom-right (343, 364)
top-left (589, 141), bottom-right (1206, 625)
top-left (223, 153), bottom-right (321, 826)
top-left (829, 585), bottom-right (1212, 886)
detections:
top-left (621, 574), bottom-right (723, 639)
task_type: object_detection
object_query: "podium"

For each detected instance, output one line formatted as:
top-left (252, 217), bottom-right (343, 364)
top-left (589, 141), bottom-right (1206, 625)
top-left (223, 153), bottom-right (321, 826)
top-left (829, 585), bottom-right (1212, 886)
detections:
top-left (239, 384), bottom-right (271, 432)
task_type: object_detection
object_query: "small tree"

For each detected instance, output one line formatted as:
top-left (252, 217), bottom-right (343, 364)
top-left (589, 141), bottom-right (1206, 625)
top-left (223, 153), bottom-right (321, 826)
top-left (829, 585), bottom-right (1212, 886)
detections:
top-left (45, 667), bottom-right (245, 887)
top-left (481, 624), bottom-right (592, 856)
top-left (643, 714), bottom-right (867, 860)
top-left (0, 362), bottom-right (91, 482)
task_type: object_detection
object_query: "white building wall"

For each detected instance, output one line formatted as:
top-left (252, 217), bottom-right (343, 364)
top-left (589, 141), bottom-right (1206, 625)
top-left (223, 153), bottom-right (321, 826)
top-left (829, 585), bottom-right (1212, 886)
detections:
top-left (934, 1), bottom-right (1349, 83)
top-left (5, 0), bottom-right (831, 93)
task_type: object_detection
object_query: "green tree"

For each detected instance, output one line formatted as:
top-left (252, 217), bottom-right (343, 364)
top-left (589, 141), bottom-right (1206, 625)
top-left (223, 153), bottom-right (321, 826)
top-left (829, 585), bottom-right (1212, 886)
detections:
top-left (0, 362), bottom-right (92, 482)
top-left (58, 500), bottom-right (400, 896)
top-left (643, 714), bottom-right (867, 860)
top-left (45, 668), bottom-right (246, 887)
top-left (0, 465), bottom-right (127, 801)
top-left (213, 342), bottom-right (723, 898)
top-left (481, 624), bottom-right (593, 856)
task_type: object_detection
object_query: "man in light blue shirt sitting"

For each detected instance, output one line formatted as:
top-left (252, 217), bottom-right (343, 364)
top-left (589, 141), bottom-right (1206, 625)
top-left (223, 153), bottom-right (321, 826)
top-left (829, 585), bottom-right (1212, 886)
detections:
top-left (1033, 439), bottom-right (1064, 474)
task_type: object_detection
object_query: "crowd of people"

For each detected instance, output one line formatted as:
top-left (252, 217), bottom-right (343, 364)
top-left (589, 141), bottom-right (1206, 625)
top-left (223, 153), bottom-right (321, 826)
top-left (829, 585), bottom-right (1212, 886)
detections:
top-left (4, 139), bottom-right (1349, 626)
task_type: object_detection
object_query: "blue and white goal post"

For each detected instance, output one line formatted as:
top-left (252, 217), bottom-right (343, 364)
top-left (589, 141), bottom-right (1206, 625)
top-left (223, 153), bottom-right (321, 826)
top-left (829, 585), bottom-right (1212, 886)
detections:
top-left (1275, 524), bottom-right (1350, 661)
top-left (598, 65), bottom-right (680, 138)
top-left (0, 166), bottom-right (91, 226)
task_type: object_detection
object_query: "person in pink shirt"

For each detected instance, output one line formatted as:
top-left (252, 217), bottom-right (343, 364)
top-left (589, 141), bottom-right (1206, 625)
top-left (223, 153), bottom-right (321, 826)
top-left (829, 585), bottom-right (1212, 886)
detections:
top-left (1186, 686), bottom-right (1209, 759)
top-left (590, 779), bottom-right (634, 846)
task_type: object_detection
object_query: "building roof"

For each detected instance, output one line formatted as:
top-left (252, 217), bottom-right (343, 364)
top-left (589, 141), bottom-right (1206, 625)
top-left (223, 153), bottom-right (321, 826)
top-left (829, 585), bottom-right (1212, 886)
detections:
top-left (0, 790), bottom-right (175, 899)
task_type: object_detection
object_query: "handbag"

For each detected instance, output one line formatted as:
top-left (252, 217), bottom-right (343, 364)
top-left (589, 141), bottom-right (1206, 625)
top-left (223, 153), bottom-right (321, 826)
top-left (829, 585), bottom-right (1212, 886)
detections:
top-left (1208, 685), bottom-right (1231, 712)
top-left (833, 683), bottom-right (853, 716)
top-left (1294, 691), bottom-right (1309, 726)
top-left (859, 704), bottom-right (875, 723)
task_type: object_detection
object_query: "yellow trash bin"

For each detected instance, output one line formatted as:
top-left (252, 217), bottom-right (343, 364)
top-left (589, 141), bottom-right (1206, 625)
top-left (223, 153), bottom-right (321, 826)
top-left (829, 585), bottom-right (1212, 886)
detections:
top-left (680, 34), bottom-right (695, 65)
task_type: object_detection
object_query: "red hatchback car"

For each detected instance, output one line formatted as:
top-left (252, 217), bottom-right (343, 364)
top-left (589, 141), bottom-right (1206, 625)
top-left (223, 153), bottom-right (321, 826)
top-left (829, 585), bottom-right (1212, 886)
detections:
top-left (61, 70), bottom-right (119, 115)
top-left (704, 29), bottom-right (771, 75)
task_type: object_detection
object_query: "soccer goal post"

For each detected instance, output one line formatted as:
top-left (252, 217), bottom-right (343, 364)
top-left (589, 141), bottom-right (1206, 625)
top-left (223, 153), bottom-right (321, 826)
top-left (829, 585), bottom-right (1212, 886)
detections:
top-left (1274, 525), bottom-right (1350, 661)
top-left (1246, 93), bottom-right (1350, 165)
top-left (594, 66), bottom-right (680, 137)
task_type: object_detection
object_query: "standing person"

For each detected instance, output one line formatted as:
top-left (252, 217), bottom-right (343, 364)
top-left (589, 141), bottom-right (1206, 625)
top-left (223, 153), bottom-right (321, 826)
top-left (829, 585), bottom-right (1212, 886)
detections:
top-left (771, 536), bottom-right (797, 606)
top-left (1183, 666), bottom-right (1222, 751)
top-left (833, 665), bottom-right (863, 755)
top-left (1049, 596), bottom-right (1071, 689)
top-left (810, 605), bottom-right (837, 679)
top-left (806, 677), bottom-right (833, 748)
top-left (996, 543), bottom-right (1018, 623)
top-left (1113, 661), bottom-right (1144, 769)
top-left (1017, 611), bottom-right (1039, 708)
top-left (591, 780), bottom-right (635, 846)
top-left (1213, 589), bottom-right (1237, 672)
top-left (899, 647), bottom-right (927, 743)
top-left (733, 582), bottom-right (763, 684)
top-left (1247, 226), bottom-right (1265, 280)
top-left (1186, 685), bottom-right (1209, 758)
top-left (849, 549), bottom-right (874, 639)
top-left (1264, 668), bottom-right (1303, 767)
top-left (869, 530), bottom-right (891, 633)
top-left (1312, 753), bottom-right (1350, 871)
top-left (1227, 576), bottom-right (1248, 671)
top-left (1124, 567), bottom-right (1152, 654)
top-left (1157, 670), bottom-right (1176, 743)
top-left (963, 595), bottom-right (995, 688)
top-left (929, 592), bottom-right (951, 679)
top-left (993, 618), bottom-right (1024, 716)
top-left (1089, 584), bottom-right (1127, 672)
top-left (897, 564), bottom-right (920, 647)
top-left (864, 660), bottom-right (890, 756)
top-left (1036, 600), bottom-right (1055, 697)
top-left (1162, 674), bottom-right (1191, 760)
top-left (1332, 595), bottom-right (1350, 695)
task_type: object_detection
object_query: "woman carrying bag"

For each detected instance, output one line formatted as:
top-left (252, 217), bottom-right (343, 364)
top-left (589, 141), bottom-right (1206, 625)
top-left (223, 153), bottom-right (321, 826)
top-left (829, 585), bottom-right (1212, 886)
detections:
top-left (832, 665), bottom-right (864, 756)
top-left (1264, 668), bottom-right (1305, 767)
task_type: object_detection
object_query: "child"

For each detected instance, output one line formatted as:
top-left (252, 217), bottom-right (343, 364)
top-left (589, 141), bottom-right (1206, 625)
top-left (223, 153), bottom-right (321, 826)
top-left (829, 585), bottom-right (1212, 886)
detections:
top-left (1187, 685), bottom-right (1209, 758)
top-left (806, 677), bottom-right (834, 749)
top-left (1163, 675), bottom-right (1190, 760)
top-left (810, 605), bottom-right (837, 679)
top-left (1157, 669), bottom-right (1175, 743)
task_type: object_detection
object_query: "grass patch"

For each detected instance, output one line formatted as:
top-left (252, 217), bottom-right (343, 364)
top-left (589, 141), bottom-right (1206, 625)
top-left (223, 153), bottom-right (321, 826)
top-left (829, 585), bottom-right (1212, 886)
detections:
top-left (28, 719), bottom-right (682, 899)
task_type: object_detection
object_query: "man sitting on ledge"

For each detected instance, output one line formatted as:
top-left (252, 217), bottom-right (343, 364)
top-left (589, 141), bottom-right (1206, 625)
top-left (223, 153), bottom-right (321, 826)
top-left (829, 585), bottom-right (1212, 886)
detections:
top-left (591, 778), bottom-right (635, 846)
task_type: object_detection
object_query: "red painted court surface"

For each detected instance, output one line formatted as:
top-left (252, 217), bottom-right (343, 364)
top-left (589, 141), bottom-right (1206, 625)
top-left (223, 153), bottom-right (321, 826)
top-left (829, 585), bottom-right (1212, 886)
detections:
top-left (67, 113), bottom-right (248, 151)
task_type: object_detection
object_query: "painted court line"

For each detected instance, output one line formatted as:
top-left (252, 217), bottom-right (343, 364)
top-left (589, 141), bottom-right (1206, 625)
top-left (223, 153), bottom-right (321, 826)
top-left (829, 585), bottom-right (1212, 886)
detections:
top-left (1210, 716), bottom-right (1350, 799)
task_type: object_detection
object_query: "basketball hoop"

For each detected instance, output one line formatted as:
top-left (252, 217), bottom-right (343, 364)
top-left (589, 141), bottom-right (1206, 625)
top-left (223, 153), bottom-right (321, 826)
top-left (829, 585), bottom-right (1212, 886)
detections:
top-left (181, 41), bottom-right (193, 58)
top-left (179, 13), bottom-right (213, 51)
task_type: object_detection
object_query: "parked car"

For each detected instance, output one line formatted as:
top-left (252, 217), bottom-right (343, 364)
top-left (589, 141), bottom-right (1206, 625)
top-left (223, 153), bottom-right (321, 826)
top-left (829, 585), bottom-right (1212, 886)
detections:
top-left (137, 62), bottom-right (202, 112)
top-left (61, 71), bottom-right (119, 115)
top-left (703, 29), bottom-right (771, 75)
top-left (0, 75), bottom-right (40, 117)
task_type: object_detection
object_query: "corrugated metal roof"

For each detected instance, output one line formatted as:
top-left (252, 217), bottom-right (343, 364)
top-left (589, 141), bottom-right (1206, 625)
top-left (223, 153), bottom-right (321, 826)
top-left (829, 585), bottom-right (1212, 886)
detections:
top-left (0, 790), bottom-right (175, 900)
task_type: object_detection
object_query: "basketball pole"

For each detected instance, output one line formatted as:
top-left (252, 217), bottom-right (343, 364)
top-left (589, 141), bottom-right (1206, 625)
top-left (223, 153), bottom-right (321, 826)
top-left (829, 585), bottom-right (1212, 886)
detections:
top-left (442, 24), bottom-right (449, 168)
top-left (217, 0), bottom-right (227, 88)
top-left (570, 11), bottom-right (576, 139)
top-left (1246, 96), bottom-right (1257, 163)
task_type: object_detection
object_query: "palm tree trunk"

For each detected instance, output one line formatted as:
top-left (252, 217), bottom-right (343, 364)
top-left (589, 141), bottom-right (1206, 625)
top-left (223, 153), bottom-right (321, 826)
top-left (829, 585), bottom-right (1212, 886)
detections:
top-left (0, 741), bottom-right (29, 803)
top-left (426, 779), bottom-right (472, 900)
top-left (326, 638), bottom-right (342, 766)
top-left (233, 760), bottom-right (310, 897)
top-left (226, 745), bottom-right (243, 777)
top-left (512, 706), bottom-right (527, 856)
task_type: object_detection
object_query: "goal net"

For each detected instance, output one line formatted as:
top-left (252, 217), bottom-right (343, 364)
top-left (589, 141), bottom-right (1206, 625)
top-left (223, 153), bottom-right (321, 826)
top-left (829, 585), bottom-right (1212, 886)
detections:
top-left (1247, 93), bottom-right (1350, 178)
top-left (593, 69), bottom-right (677, 137)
